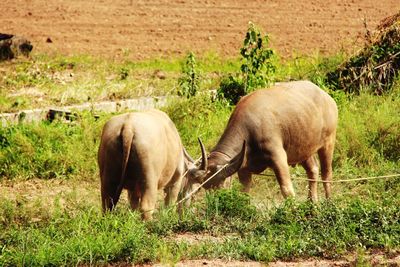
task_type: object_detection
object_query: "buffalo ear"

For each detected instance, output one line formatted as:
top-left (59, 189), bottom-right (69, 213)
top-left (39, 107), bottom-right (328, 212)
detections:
top-left (187, 168), bottom-right (206, 184)
top-left (198, 137), bottom-right (208, 171)
top-left (220, 140), bottom-right (246, 178)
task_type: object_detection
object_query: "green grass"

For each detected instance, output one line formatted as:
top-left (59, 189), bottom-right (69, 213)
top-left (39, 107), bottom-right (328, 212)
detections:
top-left (334, 89), bottom-right (400, 178)
top-left (0, 206), bottom-right (160, 266)
top-left (0, 112), bottom-right (106, 181)
top-left (0, 51), bottom-right (399, 265)
top-left (0, 52), bottom-right (239, 113)
top-left (0, 189), bottom-right (398, 265)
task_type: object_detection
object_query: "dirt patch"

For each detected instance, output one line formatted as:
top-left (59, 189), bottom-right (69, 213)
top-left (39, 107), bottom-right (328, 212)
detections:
top-left (145, 251), bottom-right (400, 267)
top-left (1, 0), bottom-right (399, 60)
top-left (0, 178), bottom-right (100, 212)
top-left (150, 259), bottom-right (264, 267)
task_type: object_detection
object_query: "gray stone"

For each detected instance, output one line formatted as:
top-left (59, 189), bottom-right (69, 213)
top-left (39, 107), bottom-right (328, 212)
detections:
top-left (0, 96), bottom-right (172, 127)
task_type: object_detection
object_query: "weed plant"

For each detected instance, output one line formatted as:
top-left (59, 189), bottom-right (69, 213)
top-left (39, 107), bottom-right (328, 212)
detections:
top-left (178, 52), bottom-right (200, 98)
top-left (217, 22), bottom-right (276, 105)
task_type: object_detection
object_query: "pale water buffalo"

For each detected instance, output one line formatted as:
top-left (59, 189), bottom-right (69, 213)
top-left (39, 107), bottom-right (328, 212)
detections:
top-left (190, 81), bottom-right (338, 202)
top-left (98, 109), bottom-right (196, 220)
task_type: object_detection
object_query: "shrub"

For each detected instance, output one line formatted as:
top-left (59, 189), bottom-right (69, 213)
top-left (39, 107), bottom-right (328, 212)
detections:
top-left (217, 74), bottom-right (245, 105)
top-left (240, 22), bottom-right (276, 91)
top-left (217, 22), bottom-right (276, 105)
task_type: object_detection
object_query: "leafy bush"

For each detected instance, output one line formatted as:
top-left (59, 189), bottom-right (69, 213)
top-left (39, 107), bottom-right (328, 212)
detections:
top-left (240, 22), bottom-right (276, 91)
top-left (217, 74), bottom-right (245, 106)
top-left (217, 22), bottom-right (276, 105)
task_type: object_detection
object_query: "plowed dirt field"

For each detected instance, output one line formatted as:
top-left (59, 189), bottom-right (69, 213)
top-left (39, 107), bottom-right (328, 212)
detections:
top-left (1, 0), bottom-right (399, 59)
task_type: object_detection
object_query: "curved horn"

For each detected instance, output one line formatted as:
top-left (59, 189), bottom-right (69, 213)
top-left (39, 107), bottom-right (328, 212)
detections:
top-left (198, 137), bottom-right (208, 170)
top-left (183, 147), bottom-right (195, 163)
top-left (216, 140), bottom-right (246, 179)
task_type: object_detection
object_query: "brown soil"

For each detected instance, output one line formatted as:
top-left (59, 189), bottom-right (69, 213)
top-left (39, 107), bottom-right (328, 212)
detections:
top-left (1, 0), bottom-right (399, 60)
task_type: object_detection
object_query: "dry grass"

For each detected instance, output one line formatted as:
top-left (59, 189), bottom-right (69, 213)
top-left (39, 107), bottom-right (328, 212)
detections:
top-left (327, 11), bottom-right (400, 94)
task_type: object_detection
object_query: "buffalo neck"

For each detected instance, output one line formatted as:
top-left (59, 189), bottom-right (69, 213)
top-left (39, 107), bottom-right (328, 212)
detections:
top-left (209, 122), bottom-right (247, 165)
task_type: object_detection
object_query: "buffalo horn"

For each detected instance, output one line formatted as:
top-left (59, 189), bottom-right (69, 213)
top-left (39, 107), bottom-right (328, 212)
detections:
top-left (198, 137), bottom-right (208, 170)
top-left (183, 147), bottom-right (195, 163)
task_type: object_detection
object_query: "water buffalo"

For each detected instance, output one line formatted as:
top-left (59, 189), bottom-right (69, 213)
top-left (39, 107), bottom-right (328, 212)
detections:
top-left (190, 81), bottom-right (338, 202)
top-left (98, 109), bottom-right (196, 220)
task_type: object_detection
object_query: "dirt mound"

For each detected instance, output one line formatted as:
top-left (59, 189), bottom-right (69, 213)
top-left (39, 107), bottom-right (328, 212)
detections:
top-left (327, 11), bottom-right (400, 94)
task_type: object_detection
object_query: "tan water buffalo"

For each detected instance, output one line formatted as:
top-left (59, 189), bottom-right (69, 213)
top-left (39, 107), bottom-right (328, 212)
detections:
top-left (190, 81), bottom-right (338, 202)
top-left (98, 109), bottom-right (196, 220)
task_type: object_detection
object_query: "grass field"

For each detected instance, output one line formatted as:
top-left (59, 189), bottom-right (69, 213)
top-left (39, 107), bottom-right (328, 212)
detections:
top-left (0, 51), bottom-right (399, 265)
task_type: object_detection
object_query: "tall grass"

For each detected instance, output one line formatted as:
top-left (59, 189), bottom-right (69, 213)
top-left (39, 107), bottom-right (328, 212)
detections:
top-left (334, 89), bottom-right (400, 173)
top-left (0, 112), bottom-right (107, 181)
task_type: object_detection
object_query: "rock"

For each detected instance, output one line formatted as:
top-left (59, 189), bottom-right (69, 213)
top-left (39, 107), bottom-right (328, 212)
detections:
top-left (0, 33), bottom-right (33, 61)
top-left (153, 69), bottom-right (166, 79)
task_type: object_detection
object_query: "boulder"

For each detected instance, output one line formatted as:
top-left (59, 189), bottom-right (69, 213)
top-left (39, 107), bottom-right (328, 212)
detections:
top-left (0, 33), bottom-right (33, 61)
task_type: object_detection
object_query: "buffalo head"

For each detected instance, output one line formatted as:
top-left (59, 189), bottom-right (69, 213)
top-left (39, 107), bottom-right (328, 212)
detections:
top-left (187, 138), bottom-right (246, 189)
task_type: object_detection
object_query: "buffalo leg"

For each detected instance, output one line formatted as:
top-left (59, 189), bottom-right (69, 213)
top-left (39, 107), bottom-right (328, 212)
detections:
top-left (271, 149), bottom-right (295, 198)
top-left (301, 156), bottom-right (319, 202)
top-left (127, 179), bottom-right (141, 210)
top-left (127, 190), bottom-right (140, 210)
top-left (140, 174), bottom-right (158, 220)
top-left (318, 134), bottom-right (336, 199)
top-left (238, 169), bottom-right (252, 193)
top-left (164, 180), bottom-right (182, 207)
top-left (101, 179), bottom-right (120, 212)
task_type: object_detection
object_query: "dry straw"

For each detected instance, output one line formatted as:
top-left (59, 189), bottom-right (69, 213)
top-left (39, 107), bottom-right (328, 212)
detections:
top-left (327, 11), bottom-right (400, 94)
